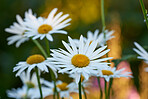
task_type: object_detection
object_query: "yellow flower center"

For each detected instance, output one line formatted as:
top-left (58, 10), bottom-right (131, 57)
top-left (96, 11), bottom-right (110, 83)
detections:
top-left (26, 54), bottom-right (45, 64)
top-left (26, 82), bottom-right (35, 88)
top-left (71, 54), bottom-right (90, 68)
top-left (102, 70), bottom-right (114, 76)
top-left (57, 82), bottom-right (69, 91)
top-left (38, 24), bottom-right (52, 34)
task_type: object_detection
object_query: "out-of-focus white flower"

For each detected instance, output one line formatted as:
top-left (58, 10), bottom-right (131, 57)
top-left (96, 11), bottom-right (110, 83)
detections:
top-left (13, 54), bottom-right (58, 77)
top-left (133, 42), bottom-right (148, 72)
top-left (7, 85), bottom-right (50, 99)
top-left (43, 80), bottom-right (78, 99)
top-left (19, 71), bottom-right (48, 89)
top-left (24, 8), bottom-right (71, 41)
top-left (7, 86), bottom-right (31, 99)
top-left (5, 9), bottom-right (34, 47)
top-left (133, 42), bottom-right (148, 63)
top-left (48, 35), bottom-right (112, 84)
top-left (73, 29), bottom-right (114, 47)
top-left (97, 66), bottom-right (133, 82)
top-left (29, 87), bottom-right (52, 99)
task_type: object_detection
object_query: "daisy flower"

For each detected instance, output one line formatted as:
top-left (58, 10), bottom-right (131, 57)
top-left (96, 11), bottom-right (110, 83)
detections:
top-left (13, 54), bottom-right (58, 77)
top-left (7, 85), bottom-right (49, 99)
top-left (43, 80), bottom-right (78, 98)
top-left (29, 87), bottom-right (53, 99)
top-left (7, 86), bottom-right (32, 99)
top-left (97, 66), bottom-right (133, 82)
top-left (24, 8), bottom-right (71, 41)
top-left (133, 42), bottom-right (148, 72)
top-left (5, 9), bottom-right (34, 47)
top-left (48, 35), bottom-right (112, 83)
top-left (73, 29), bottom-right (114, 47)
top-left (19, 71), bottom-right (48, 89)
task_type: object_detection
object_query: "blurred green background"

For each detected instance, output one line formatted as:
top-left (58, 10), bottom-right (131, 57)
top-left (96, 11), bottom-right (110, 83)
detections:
top-left (0, 0), bottom-right (148, 98)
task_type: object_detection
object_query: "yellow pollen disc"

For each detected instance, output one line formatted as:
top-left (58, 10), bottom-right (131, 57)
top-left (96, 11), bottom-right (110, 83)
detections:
top-left (57, 82), bottom-right (69, 91)
top-left (71, 54), bottom-right (90, 68)
top-left (102, 70), bottom-right (114, 76)
top-left (26, 82), bottom-right (35, 88)
top-left (26, 54), bottom-right (45, 64)
top-left (38, 24), bottom-right (52, 34)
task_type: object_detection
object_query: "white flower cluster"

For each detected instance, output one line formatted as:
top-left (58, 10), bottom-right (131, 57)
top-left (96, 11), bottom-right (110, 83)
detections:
top-left (5, 8), bottom-right (133, 99)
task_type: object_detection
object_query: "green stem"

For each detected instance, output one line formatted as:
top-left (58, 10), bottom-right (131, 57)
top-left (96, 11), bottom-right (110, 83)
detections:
top-left (44, 38), bottom-right (58, 99)
top-left (32, 39), bottom-right (48, 58)
top-left (50, 69), bottom-right (58, 99)
top-left (62, 97), bottom-right (64, 99)
top-left (45, 38), bottom-right (50, 56)
top-left (79, 77), bottom-right (82, 99)
top-left (35, 67), bottom-right (43, 99)
top-left (97, 77), bottom-right (103, 99)
top-left (82, 85), bottom-right (87, 99)
top-left (101, 0), bottom-right (106, 33)
top-left (139, 0), bottom-right (148, 29)
top-left (57, 92), bottom-right (59, 99)
top-left (108, 78), bottom-right (113, 99)
top-left (105, 80), bottom-right (108, 99)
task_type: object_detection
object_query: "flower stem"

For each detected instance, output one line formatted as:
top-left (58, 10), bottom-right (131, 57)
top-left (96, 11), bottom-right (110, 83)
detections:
top-left (44, 38), bottom-right (58, 99)
top-left (62, 97), bottom-right (64, 99)
top-left (101, 0), bottom-right (109, 59)
top-left (79, 77), bottom-right (82, 99)
top-left (32, 39), bottom-right (48, 58)
top-left (45, 38), bottom-right (50, 56)
top-left (50, 69), bottom-right (58, 99)
top-left (108, 78), bottom-right (113, 99)
top-left (97, 77), bottom-right (103, 99)
top-left (139, 0), bottom-right (148, 29)
top-left (101, 0), bottom-right (106, 33)
top-left (105, 80), bottom-right (108, 99)
top-left (82, 85), bottom-right (87, 99)
top-left (35, 67), bottom-right (43, 99)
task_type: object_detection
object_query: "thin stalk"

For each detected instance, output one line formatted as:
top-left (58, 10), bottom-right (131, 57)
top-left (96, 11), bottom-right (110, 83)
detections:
top-left (97, 77), bottom-right (103, 99)
top-left (57, 92), bottom-right (59, 99)
top-left (50, 69), bottom-right (58, 99)
top-left (45, 38), bottom-right (50, 56)
top-left (139, 0), bottom-right (148, 29)
top-left (108, 78), bottom-right (113, 99)
top-left (62, 97), bottom-right (64, 99)
top-left (105, 80), bottom-right (108, 99)
top-left (44, 38), bottom-right (58, 99)
top-left (101, 0), bottom-right (110, 98)
top-left (35, 67), bottom-right (43, 99)
top-left (101, 0), bottom-right (106, 34)
top-left (79, 77), bottom-right (82, 99)
top-left (82, 85), bottom-right (87, 99)
top-left (32, 39), bottom-right (48, 58)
